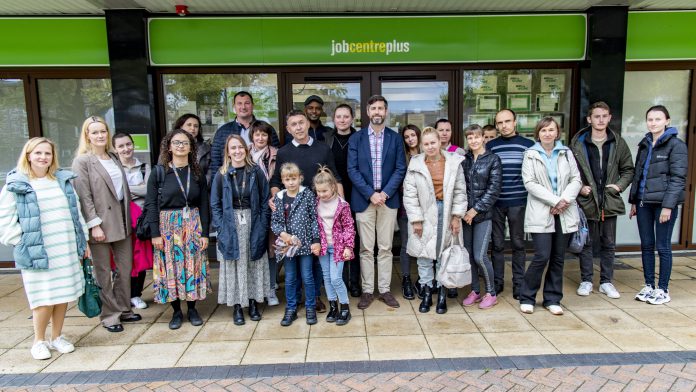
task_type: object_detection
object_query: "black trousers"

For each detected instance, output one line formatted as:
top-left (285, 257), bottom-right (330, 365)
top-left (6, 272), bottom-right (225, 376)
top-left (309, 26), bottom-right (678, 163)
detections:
top-left (579, 216), bottom-right (617, 284)
top-left (520, 216), bottom-right (568, 307)
top-left (491, 205), bottom-right (527, 290)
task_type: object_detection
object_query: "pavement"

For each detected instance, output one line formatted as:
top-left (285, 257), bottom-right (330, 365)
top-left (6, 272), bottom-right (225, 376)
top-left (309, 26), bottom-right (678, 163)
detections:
top-left (2, 255), bottom-right (696, 390)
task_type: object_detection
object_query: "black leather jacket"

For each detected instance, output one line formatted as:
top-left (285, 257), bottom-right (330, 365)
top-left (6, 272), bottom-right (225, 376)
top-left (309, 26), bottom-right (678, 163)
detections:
top-left (462, 150), bottom-right (502, 223)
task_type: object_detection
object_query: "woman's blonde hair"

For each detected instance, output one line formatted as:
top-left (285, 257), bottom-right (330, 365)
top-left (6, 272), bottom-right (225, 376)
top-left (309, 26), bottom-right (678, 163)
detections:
top-left (421, 126), bottom-right (440, 146)
top-left (76, 116), bottom-right (113, 156)
top-left (18, 137), bottom-right (60, 180)
top-left (220, 134), bottom-right (255, 174)
top-left (280, 162), bottom-right (303, 181)
top-left (313, 165), bottom-right (338, 195)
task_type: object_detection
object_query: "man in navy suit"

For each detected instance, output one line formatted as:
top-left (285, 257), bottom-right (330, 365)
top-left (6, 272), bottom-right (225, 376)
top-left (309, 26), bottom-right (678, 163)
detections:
top-left (347, 95), bottom-right (406, 309)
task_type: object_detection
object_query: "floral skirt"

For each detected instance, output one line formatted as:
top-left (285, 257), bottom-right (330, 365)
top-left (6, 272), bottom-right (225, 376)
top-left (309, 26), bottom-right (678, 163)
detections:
top-left (153, 207), bottom-right (211, 303)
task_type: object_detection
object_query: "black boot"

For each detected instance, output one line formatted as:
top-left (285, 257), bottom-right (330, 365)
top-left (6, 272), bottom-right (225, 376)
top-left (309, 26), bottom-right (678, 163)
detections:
top-left (402, 275), bottom-right (415, 300)
top-left (233, 304), bottom-right (245, 326)
top-left (419, 286), bottom-right (432, 313)
top-left (336, 303), bottom-right (351, 326)
top-left (326, 301), bottom-right (339, 323)
top-left (415, 278), bottom-right (423, 300)
top-left (447, 288), bottom-right (458, 298)
top-left (249, 299), bottom-right (261, 321)
top-left (280, 308), bottom-right (297, 326)
top-left (436, 286), bottom-right (448, 314)
top-left (306, 307), bottom-right (318, 325)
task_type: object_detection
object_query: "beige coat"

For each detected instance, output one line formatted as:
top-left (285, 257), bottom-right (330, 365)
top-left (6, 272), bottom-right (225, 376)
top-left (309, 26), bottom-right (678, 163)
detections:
top-left (72, 153), bottom-right (132, 243)
top-left (403, 152), bottom-right (467, 260)
top-left (521, 146), bottom-right (582, 234)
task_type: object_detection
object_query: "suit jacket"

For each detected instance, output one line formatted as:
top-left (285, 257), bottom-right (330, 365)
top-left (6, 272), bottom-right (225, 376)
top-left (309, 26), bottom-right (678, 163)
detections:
top-left (72, 152), bottom-right (132, 243)
top-left (347, 127), bottom-right (406, 212)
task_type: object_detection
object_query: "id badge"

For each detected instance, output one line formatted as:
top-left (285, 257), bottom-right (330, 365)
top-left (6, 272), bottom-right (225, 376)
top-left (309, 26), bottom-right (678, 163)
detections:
top-left (237, 211), bottom-right (247, 225)
top-left (182, 206), bottom-right (190, 220)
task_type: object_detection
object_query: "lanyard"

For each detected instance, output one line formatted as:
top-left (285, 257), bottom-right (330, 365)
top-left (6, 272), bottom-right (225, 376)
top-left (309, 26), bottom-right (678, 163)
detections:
top-left (232, 168), bottom-right (247, 204)
top-left (170, 164), bottom-right (190, 207)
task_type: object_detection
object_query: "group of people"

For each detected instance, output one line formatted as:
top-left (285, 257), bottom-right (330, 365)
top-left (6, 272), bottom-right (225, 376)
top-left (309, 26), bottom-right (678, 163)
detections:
top-left (0, 89), bottom-right (686, 360)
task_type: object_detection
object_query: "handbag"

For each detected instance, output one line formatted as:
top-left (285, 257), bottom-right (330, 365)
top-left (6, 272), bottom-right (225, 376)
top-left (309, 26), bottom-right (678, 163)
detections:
top-left (436, 236), bottom-right (472, 288)
top-left (567, 205), bottom-right (589, 254)
top-left (78, 257), bottom-right (102, 318)
top-left (135, 165), bottom-right (164, 240)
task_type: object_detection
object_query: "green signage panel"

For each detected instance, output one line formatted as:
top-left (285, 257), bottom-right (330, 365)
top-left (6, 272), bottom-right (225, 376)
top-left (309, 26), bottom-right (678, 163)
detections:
top-left (627, 11), bottom-right (696, 61)
top-left (131, 134), bottom-right (150, 153)
top-left (149, 15), bottom-right (586, 66)
top-left (0, 18), bottom-right (109, 66)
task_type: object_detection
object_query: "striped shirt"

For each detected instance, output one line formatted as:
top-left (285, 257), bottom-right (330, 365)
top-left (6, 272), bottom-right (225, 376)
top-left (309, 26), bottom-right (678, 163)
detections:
top-left (368, 125), bottom-right (384, 190)
top-left (487, 134), bottom-right (535, 207)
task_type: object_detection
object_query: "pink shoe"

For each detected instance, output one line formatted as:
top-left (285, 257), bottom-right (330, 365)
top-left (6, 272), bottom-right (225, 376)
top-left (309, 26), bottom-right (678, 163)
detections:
top-left (462, 291), bottom-right (481, 307)
top-left (478, 293), bottom-right (498, 309)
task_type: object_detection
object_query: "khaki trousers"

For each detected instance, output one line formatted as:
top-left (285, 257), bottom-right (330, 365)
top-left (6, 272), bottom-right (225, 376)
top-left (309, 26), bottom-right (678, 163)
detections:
top-left (356, 204), bottom-right (397, 294)
top-left (91, 236), bottom-right (134, 327)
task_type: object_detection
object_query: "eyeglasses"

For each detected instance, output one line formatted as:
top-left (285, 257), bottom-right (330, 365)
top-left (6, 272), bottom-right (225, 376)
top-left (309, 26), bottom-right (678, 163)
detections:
top-left (172, 140), bottom-right (191, 147)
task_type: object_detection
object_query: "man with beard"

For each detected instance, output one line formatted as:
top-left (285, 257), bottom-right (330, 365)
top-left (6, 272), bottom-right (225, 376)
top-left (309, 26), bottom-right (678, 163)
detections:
top-left (347, 95), bottom-right (406, 309)
top-left (285, 95), bottom-right (331, 144)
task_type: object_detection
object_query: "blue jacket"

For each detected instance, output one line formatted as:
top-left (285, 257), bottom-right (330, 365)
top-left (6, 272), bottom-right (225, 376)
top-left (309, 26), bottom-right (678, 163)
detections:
top-left (211, 164), bottom-right (270, 261)
top-left (210, 118), bottom-right (280, 176)
top-left (5, 169), bottom-right (86, 270)
top-left (347, 127), bottom-right (407, 213)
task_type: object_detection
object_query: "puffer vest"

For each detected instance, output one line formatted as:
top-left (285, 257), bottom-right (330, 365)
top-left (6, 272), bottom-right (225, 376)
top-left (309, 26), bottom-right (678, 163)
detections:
top-left (5, 169), bottom-right (86, 270)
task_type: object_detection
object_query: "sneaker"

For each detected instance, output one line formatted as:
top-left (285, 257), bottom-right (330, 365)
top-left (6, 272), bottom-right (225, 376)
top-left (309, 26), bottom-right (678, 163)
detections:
top-left (478, 293), bottom-right (498, 310)
top-left (635, 285), bottom-right (654, 302)
top-left (545, 304), bottom-right (564, 315)
top-left (647, 289), bottom-right (671, 305)
top-left (130, 297), bottom-right (148, 309)
top-left (520, 304), bottom-right (534, 314)
top-left (267, 291), bottom-right (280, 306)
top-left (599, 283), bottom-right (621, 299)
top-left (576, 281), bottom-right (593, 296)
top-left (31, 341), bottom-right (51, 360)
top-left (49, 335), bottom-right (75, 354)
top-left (461, 291), bottom-right (481, 307)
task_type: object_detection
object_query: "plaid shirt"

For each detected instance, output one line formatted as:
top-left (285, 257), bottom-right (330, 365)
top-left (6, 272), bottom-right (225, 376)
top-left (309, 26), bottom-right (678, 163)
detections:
top-left (368, 125), bottom-right (384, 190)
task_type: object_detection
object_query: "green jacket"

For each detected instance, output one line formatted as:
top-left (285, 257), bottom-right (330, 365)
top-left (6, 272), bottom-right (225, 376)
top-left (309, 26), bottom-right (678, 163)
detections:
top-left (569, 126), bottom-right (634, 220)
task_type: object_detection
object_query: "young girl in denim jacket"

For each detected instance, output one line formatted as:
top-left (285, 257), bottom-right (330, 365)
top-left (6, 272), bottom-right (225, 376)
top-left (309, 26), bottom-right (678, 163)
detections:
top-left (314, 166), bottom-right (355, 325)
top-left (271, 163), bottom-right (320, 326)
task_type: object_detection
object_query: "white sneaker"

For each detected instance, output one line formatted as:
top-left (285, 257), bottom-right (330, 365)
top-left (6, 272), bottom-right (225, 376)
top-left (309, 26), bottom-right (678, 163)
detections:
top-left (520, 304), bottom-right (534, 314)
top-left (267, 291), bottom-right (280, 306)
top-left (635, 285), bottom-right (654, 302)
top-left (49, 335), bottom-right (75, 354)
top-left (130, 297), bottom-right (148, 309)
top-left (31, 341), bottom-right (51, 360)
top-left (599, 283), bottom-right (621, 299)
top-left (647, 289), bottom-right (671, 305)
top-left (545, 305), bottom-right (564, 315)
top-left (577, 281), bottom-right (593, 296)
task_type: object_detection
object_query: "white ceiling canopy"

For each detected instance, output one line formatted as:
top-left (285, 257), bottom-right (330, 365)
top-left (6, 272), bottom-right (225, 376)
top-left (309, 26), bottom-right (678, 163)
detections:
top-left (1, 0), bottom-right (695, 15)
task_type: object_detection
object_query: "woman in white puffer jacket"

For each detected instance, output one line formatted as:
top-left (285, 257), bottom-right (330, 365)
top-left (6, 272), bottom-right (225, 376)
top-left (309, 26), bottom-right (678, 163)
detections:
top-left (403, 127), bottom-right (467, 315)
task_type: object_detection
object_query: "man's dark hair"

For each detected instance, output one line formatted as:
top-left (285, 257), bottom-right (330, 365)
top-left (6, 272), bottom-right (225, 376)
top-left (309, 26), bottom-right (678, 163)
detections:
top-left (233, 91), bottom-right (254, 105)
top-left (285, 109), bottom-right (308, 124)
top-left (587, 101), bottom-right (611, 117)
top-left (367, 95), bottom-right (388, 108)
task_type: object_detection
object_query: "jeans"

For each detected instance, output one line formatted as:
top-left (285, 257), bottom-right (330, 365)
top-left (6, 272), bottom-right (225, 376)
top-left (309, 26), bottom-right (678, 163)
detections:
top-left (319, 246), bottom-right (349, 304)
top-left (636, 204), bottom-right (678, 291)
top-left (463, 219), bottom-right (495, 295)
top-left (579, 216), bottom-right (617, 284)
top-left (295, 256), bottom-right (323, 301)
top-left (520, 216), bottom-right (568, 307)
top-left (491, 205), bottom-right (527, 290)
top-left (397, 212), bottom-right (413, 277)
top-left (417, 201), bottom-right (443, 288)
top-left (284, 254), bottom-right (316, 310)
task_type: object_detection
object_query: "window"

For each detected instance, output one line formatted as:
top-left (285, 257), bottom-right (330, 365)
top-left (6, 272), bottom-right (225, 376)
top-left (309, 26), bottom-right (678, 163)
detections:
top-left (0, 79), bottom-right (29, 187)
top-left (618, 70), bottom-right (691, 246)
top-left (162, 73), bottom-right (279, 141)
top-left (463, 69), bottom-right (573, 143)
top-left (38, 78), bottom-right (114, 167)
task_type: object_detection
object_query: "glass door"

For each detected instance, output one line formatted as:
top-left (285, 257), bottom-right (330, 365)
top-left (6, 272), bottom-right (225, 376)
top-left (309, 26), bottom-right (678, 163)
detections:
top-left (285, 72), bottom-right (370, 134)
top-left (372, 71), bottom-right (455, 138)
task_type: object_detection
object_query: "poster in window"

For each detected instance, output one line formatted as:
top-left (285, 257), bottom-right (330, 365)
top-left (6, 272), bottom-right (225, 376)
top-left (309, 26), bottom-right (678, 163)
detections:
top-left (476, 95), bottom-right (500, 112)
top-left (507, 74), bottom-right (532, 93)
top-left (473, 75), bottom-right (498, 94)
top-left (467, 114), bottom-right (491, 127)
top-left (540, 74), bottom-right (566, 93)
top-left (517, 113), bottom-right (542, 132)
top-left (507, 94), bottom-right (532, 112)
top-left (536, 94), bottom-right (560, 112)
